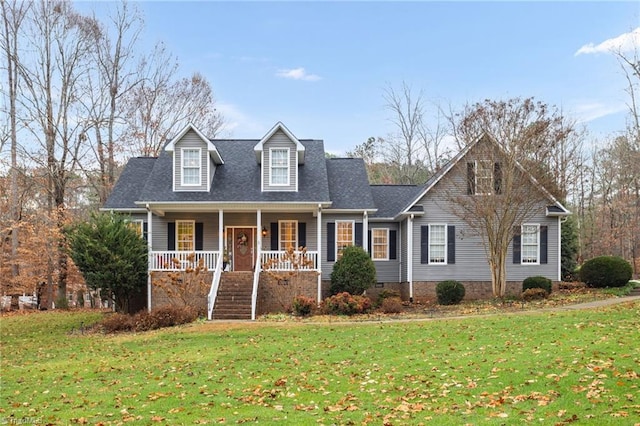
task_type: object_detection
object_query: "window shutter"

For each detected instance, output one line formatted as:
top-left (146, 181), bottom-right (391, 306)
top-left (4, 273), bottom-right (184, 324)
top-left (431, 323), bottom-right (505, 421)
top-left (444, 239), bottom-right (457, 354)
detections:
top-left (167, 222), bottom-right (176, 251)
top-left (270, 223), bottom-right (278, 250)
top-left (355, 223), bottom-right (363, 247)
top-left (540, 225), bottom-right (548, 264)
top-left (195, 223), bottom-right (204, 251)
top-left (420, 225), bottom-right (429, 264)
top-left (494, 162), bottom-right (502, 194)
top-left (367, 230), bottom-right (371, 255)
top-left (447, 225), bottom-right (455, 264)
top-left (327, 222), bottom-right (335, 262)
top-left (298, 222), bottom-right (306, 249)
top-left (143, 222), bottom-right (148, 243)
top-left (389, 230), bottom-right (397, 260)
top-left (513, 226), bottom-right (521, 264)
top-left (467, 162), bottom-right (475, 195)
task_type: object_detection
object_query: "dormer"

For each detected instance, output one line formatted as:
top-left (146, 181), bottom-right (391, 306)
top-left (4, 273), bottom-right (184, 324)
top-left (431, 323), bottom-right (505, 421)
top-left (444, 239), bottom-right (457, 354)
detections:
top-left (165, 123), bottom-right (224, 192)
top-left (254, 122), bottom-right (305, 192)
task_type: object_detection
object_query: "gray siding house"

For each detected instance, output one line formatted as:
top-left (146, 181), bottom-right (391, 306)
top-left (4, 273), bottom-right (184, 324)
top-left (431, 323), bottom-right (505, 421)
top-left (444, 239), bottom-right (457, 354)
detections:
top-left (104, 122), bottom-right (569, 319)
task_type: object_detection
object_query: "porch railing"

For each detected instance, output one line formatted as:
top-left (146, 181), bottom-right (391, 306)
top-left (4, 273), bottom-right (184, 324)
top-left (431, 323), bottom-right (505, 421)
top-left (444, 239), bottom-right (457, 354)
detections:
top-left (260, 250), bottom-right (318, 271)
top-left (207, 253), bottom-right (224, 320)
top-left (150, 251), bottom-right (220, 271)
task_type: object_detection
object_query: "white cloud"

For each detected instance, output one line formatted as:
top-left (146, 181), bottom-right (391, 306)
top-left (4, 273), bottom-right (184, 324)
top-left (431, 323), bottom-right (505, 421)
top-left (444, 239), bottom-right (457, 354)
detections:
top-left (575, 27), bottom-right (640, 56)
top-left (571, 101), bottom-right (627, 123)
top-left (276, 67), bottom-right (322, 82)
top-left (215, 102), bottom-right (264, 138)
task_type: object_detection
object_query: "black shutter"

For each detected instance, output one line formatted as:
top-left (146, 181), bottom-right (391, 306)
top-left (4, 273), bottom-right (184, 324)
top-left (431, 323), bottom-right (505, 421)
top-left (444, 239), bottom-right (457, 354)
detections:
top-left (327, 222), bottom-right (335, 262)
top-left (540, 226), bottom-right (548, 264)
top-left (367, 230), bottom-right (372, 255)
top-left (167, 222), bottom-right (175, 250)
top-left (195, 223), bottom-right (204, 251)
top-left (494, 162), bottom-right (502, 194)
top-left (467, 162), bottom-right (475, 195)
top-left (142, 222), bottom-right (148, 243)
top-left (447, 225), bottom-right (455, 264)
top-left (420, 225), bottom-right (429, 264)
top-left (389, 230), bottom-right (397, 260)
top-left (513, 226), bottom-right (521, 264)
top-left (355, 223), bottom-right (363, 247)
top-left (298, 222), bottom-right (306, 249)
top-left (270, 222), bottom-right (278, 250)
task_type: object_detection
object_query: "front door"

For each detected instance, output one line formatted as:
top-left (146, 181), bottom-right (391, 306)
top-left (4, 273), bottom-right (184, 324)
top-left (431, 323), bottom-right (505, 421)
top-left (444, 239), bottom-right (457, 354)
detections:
top-left (233, 228), bottom-right (254, 271)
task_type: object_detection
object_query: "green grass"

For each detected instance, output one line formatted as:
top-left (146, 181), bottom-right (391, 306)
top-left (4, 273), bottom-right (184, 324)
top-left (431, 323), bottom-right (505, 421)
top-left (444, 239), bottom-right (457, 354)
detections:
top-left (602, 280), bottom-right (640, 297)
top-left (1, 303), bottom-right (639, 425)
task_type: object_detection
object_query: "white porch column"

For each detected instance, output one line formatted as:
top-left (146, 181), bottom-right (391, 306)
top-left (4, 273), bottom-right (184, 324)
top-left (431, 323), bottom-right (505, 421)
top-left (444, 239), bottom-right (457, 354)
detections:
top-left (363, 211), bottom-right (369, 253)
top-left (317, 205), bottom-right (322, 305)
top-left (557, 217), bottom-right (562, 281)
top-left (219, 209), bottom-right (224, 261)
top-left (256, 209), bottom-right (262, 255)
top-left (407, 214), bottom-right (414, 302)
top-left (146, 205), bottom-right (152, 312)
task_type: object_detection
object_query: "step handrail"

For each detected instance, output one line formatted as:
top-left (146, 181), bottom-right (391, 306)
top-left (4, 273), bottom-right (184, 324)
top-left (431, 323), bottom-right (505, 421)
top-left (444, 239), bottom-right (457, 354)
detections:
top-left (207, 253), bottom-right (224, 320)
top-left (251, 249), bottom-right (262, 321)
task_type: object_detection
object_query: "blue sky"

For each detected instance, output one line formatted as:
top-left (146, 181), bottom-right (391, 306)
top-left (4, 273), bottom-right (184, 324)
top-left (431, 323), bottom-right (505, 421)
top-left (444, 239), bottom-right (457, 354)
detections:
top-left (89, 1), bottom-right (640, 154)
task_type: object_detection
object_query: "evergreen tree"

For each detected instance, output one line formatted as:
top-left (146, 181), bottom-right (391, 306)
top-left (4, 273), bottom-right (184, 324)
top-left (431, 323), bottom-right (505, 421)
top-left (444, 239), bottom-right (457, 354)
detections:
top-left (561, 215), bottom-right (579, 281)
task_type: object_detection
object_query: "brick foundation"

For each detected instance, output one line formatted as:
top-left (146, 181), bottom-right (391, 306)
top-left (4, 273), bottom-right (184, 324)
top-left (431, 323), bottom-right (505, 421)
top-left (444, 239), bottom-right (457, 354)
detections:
top-left (150, 271), bottom-right (213, 313)
top-left (257, 272), bottom-right (321, 315)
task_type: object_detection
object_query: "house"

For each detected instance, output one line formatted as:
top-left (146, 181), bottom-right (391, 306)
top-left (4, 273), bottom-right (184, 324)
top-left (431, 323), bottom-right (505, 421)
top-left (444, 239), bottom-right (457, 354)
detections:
top-left (103, 122), bottom-right (570, 319)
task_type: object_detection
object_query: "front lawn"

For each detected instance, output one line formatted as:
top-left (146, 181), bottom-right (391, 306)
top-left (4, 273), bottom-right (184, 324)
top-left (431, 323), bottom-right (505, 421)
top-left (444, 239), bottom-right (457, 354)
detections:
top-left (1, 301), bottom-right (639, 425)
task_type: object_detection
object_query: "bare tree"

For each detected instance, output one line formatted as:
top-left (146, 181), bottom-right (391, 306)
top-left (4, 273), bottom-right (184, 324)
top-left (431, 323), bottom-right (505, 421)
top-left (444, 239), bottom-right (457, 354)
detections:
top-left (447, 98), bottom-right (574, 297)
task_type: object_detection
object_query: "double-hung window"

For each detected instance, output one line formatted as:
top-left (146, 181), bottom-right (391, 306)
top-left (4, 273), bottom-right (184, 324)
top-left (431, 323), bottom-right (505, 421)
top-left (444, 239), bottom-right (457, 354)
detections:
top-left (270, 148), bottom-right (289, 186)
top-left (182, 148), bottom-right (201, 186)
top-left (475, 160), bottom-right (493, 195)
top-left (521, 224), bottom-right (539, 264)
top-left (279, 220), bottom-right (298, 250)
top-left (372, 228), bottom-right (388, 260)
top-left (176, 220), bottom-right (195, 251)
top-left (429, 224), bottom-right (446, 264)
top-left (336, 221), bottom-right (354, 260)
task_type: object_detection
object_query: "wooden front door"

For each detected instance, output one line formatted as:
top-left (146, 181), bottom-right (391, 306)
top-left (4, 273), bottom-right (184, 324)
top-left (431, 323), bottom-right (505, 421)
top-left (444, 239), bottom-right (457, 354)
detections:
top-left (233, 228), bottom-right (254, 271)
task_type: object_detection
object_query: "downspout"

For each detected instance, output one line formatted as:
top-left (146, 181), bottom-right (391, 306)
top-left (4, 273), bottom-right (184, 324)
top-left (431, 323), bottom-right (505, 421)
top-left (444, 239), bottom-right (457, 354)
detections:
top-left (558, 216), bottom-right (564, 282)
top-left (363, 211), bottom-right (368, 253)
top-left (407, 214), bottom-right (414, 303)
top-left (146, 204), bottom-right (152, 312)
top-left (317, 204), bottom-right (322, 305)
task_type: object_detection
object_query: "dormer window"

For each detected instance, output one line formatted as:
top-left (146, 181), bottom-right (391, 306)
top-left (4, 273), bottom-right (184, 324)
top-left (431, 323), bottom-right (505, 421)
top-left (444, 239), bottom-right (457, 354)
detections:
top-left (270, 148), bottom-right (290, 186)
top-left (182, 148), bottom-right (201, 186)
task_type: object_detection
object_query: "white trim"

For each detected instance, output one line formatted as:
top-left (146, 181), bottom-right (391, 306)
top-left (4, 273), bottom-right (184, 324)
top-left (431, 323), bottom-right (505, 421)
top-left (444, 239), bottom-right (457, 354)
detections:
top-left (278, 219), bottom-right (298, 250)
top-left (254, 121), bottom-right (305, 164)
top-left (371, 228), bottom-right (389, 261)
top-left (176, 220), bottom-right (196, 251)
top-left (181, 147), bottom-right (202, 187)
top-left (269, 147), bottom-right (290, 187)
top-left (147, 208), bottom-right (152, 312)
top-left (164, 122), bottom-right (223, 164)
top-left (335, 220), bottom-right (355, 260)
top-left (521, 223), bottom-right (540, 265)
top-left (428, 223), bottom-right (448, 265)
top-left (363, 211), bottom-right (369, 253)
top-left (557, 217), bottom-right (562, 281)
top-left (317, 205), bottom-right (322, 305)
top-left (407, 214), bottom-right (414, 301)
top-left (474, 160), bottom-right (494, 196)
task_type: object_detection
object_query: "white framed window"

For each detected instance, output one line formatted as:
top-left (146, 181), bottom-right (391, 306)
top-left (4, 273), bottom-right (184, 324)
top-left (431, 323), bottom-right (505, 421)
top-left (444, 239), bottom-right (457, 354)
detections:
top-left (521, 224), bottom-right (540, 264)
top-left (128, 220), bottom-right (144, 238)
top-left (181, 148), bottom-right (201, 186)
top-left (269, 148), bottom-right (290, 186)
top-left (372, 228), bottom-right (388, 260)
top-left (336, 220), bottom-right (354, 260)
top-left (475, 160), bottom-right (493, 195)
top-left (176, 220), bottom-right (195, 251)
top-left (279, 220), bottom-right (298, 250)
top-left (429, 224), bottom-right (446, 264)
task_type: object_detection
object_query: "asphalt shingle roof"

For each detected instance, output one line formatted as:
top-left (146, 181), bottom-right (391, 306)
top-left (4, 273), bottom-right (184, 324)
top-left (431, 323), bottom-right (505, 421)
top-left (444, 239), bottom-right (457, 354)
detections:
top-left (103, 157), bottom-right (156, 209)
top-left (370, 185), bottom-right (423, 218)
top-left (325, 158), bottom-right (376, 210)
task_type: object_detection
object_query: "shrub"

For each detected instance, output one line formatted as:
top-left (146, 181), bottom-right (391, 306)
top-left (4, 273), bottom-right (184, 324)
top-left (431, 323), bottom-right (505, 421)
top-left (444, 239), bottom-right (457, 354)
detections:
top-left (579, 256), bottom-right (632, 288)
top-left (292, 295), bottom-right (316, 317)
top-left (375, 289), bottom-right (401, 308)
top-left (100, 313), bottom-right (135, 333)
top-left (523, 276), bottom-right (552, 294)
top-left (99, 306), bottom-right (198, 333)
top-left (380, 297), bottom-right (403, 314)
top-left (436, 280), bottom-right (465, 305)
top-left (330, 246), bottom-right (376, 295)
top-left (521, 288), bottom-right (548, 301)
top-left (321, 292), bottom-right (372, 316)
top-left (55, 296), bottom-right (70, 310)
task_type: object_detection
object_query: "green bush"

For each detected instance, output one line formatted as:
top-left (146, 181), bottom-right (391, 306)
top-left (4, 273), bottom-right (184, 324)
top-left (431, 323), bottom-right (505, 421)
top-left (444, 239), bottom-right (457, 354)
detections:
top-left (380, 297), bottom-right (403, 314)
top-left (523, 276), bottom-right (552, 294)
top-left (321, 292), bottom-right (372, 316)
top-left (521, 288), bottom-right (548, 301)
top-left (375, 289), bottom-right (401, 308)
top-left (55, 296), bottom-right (70, 310)
top-left (579, 256), bottom-right (632, 288)
top-left (292, 295), bottom-right (315, 317)
top-left (436, 280), bottom-right (465, 305)
top-left (330, 246), bottom-right (376, 295)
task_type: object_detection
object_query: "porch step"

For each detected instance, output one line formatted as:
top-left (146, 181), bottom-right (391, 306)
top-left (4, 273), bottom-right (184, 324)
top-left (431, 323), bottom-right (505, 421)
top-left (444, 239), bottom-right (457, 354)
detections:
top-left (629, 286), bottom-right (640, 297)
top-left (212, 272), bottom-right (254, 320)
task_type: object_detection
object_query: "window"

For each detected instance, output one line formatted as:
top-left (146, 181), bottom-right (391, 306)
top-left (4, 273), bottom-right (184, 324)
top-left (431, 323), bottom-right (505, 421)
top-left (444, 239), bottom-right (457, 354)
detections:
top-left (475, 160), bottom-right (493, 195)
top-left (521, 224), bottom-right (539, 264)
top-left (336, 221), bottom-right (354, 259)
top-left (128, 220), bottom-right (144, 237)
top-left (270, 148), bottom-right (289, 186)
top-left (176, 220), bottom-right (195, 251)
top-left (429, 224), bottom-right (446, 264)
top-left (372, 228), bottom-right (388, 260)
top-left (182, 148), bottom-right (201, 186)
top-left (279, 220), bottom-right (298, 250)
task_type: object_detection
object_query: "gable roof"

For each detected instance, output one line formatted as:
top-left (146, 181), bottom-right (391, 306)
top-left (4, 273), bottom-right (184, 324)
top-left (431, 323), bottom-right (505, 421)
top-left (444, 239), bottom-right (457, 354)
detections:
top-left (325, 158), bottom-right (376, 211)
top-left (254, 121), bottom-right (306, 164)
top-left (103, 157), bottom-right (157, 211)
top-left (401, 133), bottom-right (570, 216)
top-left (370, 185), bottom-right (423, 219)
top-left (164, 123), bottom-right (224, 164)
